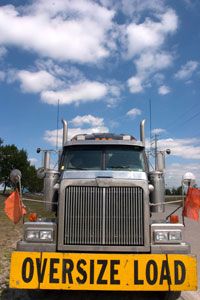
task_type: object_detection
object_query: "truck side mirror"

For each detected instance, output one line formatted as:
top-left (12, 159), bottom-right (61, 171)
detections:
top-left (37, 167), bottom-right (45, 179)
top-left (10, 169), bottom-right (22, 184)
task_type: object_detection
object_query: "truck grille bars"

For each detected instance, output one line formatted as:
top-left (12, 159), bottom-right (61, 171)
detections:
top-left (64, 186), bottom-right (144, 246)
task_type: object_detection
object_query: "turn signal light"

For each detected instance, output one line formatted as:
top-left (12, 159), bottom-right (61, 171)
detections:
top-left (28, 212), bottom-right (38, 222)
top-left (170, 215), bottom-right (179, 223)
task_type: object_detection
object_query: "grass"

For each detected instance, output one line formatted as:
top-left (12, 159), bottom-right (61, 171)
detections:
top-left (0, 192), bottom-right (54, 294)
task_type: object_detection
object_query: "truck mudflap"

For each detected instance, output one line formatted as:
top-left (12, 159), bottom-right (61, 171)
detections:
top-left (9, 252), bottom-right (197, 291)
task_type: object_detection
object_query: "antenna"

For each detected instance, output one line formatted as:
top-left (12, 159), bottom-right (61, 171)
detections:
top-left (149, 98), bottom-right (152, 150)
top-left (154, 133), bottom-right (158, 170)
top-left (56, 99), bottom-right (60, 150)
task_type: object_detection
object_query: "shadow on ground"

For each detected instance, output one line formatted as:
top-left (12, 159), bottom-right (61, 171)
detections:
top-left (1, 289), bottom-right (181, 300)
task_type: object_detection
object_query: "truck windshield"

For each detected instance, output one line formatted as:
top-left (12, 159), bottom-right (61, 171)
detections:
top-left (61, 145), bottom-right (145, 171)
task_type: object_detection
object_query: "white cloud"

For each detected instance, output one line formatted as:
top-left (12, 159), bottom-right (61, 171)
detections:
top-left (174, 60), bottom-right (199, 80)
top-left (158, 138), bottom-right (200, 160)
top-left (126, 9), bottom-right (178, 58)
top-left (36, 59), bottom-right (71, 77)
top-left (152, 128), bottom-right (166, 135)
top-left (120, 0), bottom-right (165, 17)
top-left (44, 125), bottom-right (109, 146)
top-left (108, 85), bottom-right (121, 97)
top-left (0, 1), bottom-right (115, 63)
top-left (41, 81), bottom-right (108, 105)
top-left (10, 60), bottom-right (120, 106)
top-left (158, 85), bottom-right (171, 95)
top-left (126, 9), bottom-right (177, 94)
top-left (70, 115), bottom-right (104, 127)
top-left (127, 76), bottom-right (143, 93)
top-left (136, 52), bottom-right (173, 75)
top-left (153, 73), bottom-right (165, 85)
top-left (128, 52), bottom-right (173, 93)
top-left (17, 70), bottom-right (60, 93)
top-left (126, 108), bottom-right (142, 118)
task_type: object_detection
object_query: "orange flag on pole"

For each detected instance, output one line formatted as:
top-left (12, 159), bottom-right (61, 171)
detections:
top-left (4, 190), bottom-right (26, 224)
top-left (183, 187), bottom-right (200, 221)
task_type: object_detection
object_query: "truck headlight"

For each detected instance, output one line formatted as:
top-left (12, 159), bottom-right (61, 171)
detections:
top-left (169, 231), bottom-right (182, 241)
top-left (39, 230), bottom-right (53, 241)
top-left (25, 230), bottom-right (53, 242)
top-left (26, 230), bottom-right (39, 240)
top-left (153, 230), bottom-right (182, 244)
top-left (154, 231), bottom-right (168, 242)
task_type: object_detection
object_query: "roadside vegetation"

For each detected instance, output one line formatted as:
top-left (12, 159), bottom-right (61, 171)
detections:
top-left (0, 139), bottom-right (43, 194)
top-left (0, 193), bottom-right (54, 296)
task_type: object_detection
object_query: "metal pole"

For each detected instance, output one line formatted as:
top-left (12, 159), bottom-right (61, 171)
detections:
top-left (155, 134), bottom-right (158, 170)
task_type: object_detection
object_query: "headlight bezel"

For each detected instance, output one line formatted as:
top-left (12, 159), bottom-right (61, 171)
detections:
top-left (153, 229), bottom-right (182, 244)
top-left (25, 229), bottom-right (54, 242)
top-left (23, 222), bottom-right (56, 243)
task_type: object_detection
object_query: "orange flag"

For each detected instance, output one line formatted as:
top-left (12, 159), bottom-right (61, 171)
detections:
top-left (183, 187), bottom-right (200, 221)
top-left (4, 190), bottom-right (26, 224)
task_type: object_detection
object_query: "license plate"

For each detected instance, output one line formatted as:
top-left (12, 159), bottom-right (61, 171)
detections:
top-left (10, 252), bottom-right (197, 291)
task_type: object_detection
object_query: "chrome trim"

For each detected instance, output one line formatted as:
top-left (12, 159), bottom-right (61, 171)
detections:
top-left (62, 171), bottom-right (148, 180)
top-left (64, 186), bottom-right (144, 246)
top-left (23, 222), bottom-right (57, 243)
top-left (140, 119), bottom-right (145, 146)
top-left (64, 140), bottom-right (144, 147)
top-left (151, 243), bottom-right (190, 254)
top-left (58, 179), bottom-right (150, 252)
top-left (17, 241), bottom-right (56, 252)
top-left (151, 223), bottom-right (185, 245)
top-left (62, 119), bottom-right (68, 147)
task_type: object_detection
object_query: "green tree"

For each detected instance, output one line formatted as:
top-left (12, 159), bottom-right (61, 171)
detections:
top-left (165, 188), bottom-right (172, 195)
top-left (170, 186), bottom-right (182, 195)
top-left (0, 144), bottom-right (43, 193)
top-left (24, 165), bottom-right (43, 193)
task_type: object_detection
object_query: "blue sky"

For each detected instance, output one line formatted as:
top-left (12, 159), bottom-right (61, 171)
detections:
top-left (0, 0), bottom-right (200, 187)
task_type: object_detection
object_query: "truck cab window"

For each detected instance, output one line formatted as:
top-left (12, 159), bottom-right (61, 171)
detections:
top-left (61, 145), bottom-right (145, 171)
top-left (106, 147), bottom-right (145, 171)
top-left (62, 147), bottom-right (102, 170)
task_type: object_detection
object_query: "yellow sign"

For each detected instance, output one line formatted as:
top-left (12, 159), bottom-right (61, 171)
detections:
top-left (10, 252), bottom-right (197, 291)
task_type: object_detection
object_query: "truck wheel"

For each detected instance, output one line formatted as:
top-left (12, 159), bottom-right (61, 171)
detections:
top-left (161, 291), bottom-right (181, 300)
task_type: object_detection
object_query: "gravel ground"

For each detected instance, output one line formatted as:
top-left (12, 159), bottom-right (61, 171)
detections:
top-left (0, 196), bottom-right (23, 296)
top-left (0, 194), bottom-right (53, 298)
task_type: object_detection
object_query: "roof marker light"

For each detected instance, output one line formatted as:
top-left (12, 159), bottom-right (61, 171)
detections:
top-left (77, 135), bottom-right (85, 140)
top-left (123, 135), bottom-right (131, 141)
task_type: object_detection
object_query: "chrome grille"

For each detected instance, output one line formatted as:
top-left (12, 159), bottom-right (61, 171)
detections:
top-left (64, 186), bottom-right (144, 246)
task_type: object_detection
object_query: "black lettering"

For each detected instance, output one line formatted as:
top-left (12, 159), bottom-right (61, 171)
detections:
top-left (159, 260), bottom-right (171, 285)
top-left (76, 259), bottom-right (87, 284)
top-left (110, 260), bottom-right (120, 285)
top-left (90, 260), bottom-right (95, 284)
top-left (22, 257), bottom-right (34, 283)
top-left (97, 260), bottom-right (107, 284)
top-left (134, 260), bottom-right (144, 285)
top-left (174, 260), bottom-right (186, 284)
top-left (36, 258), bottom-right (47, 283)
top-left (146, 260), bottom-right (158, 285)
top-left (62, 259), bottom-right (74, 284)
top-left (49, 258), bottom-right (59, 284)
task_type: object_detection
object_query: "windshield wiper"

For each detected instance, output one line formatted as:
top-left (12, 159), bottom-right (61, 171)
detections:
top-left (107, 166), bottom-right (130, 169)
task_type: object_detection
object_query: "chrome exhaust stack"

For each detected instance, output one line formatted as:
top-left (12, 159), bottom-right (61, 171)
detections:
top-left (62, 119), bottom-right (68, 147)
top-left (140, 119), bottom-right (145, 146)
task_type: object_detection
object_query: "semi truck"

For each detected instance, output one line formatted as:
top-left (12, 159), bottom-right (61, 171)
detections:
top-left (9, 120), bottom-right (197, 299)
